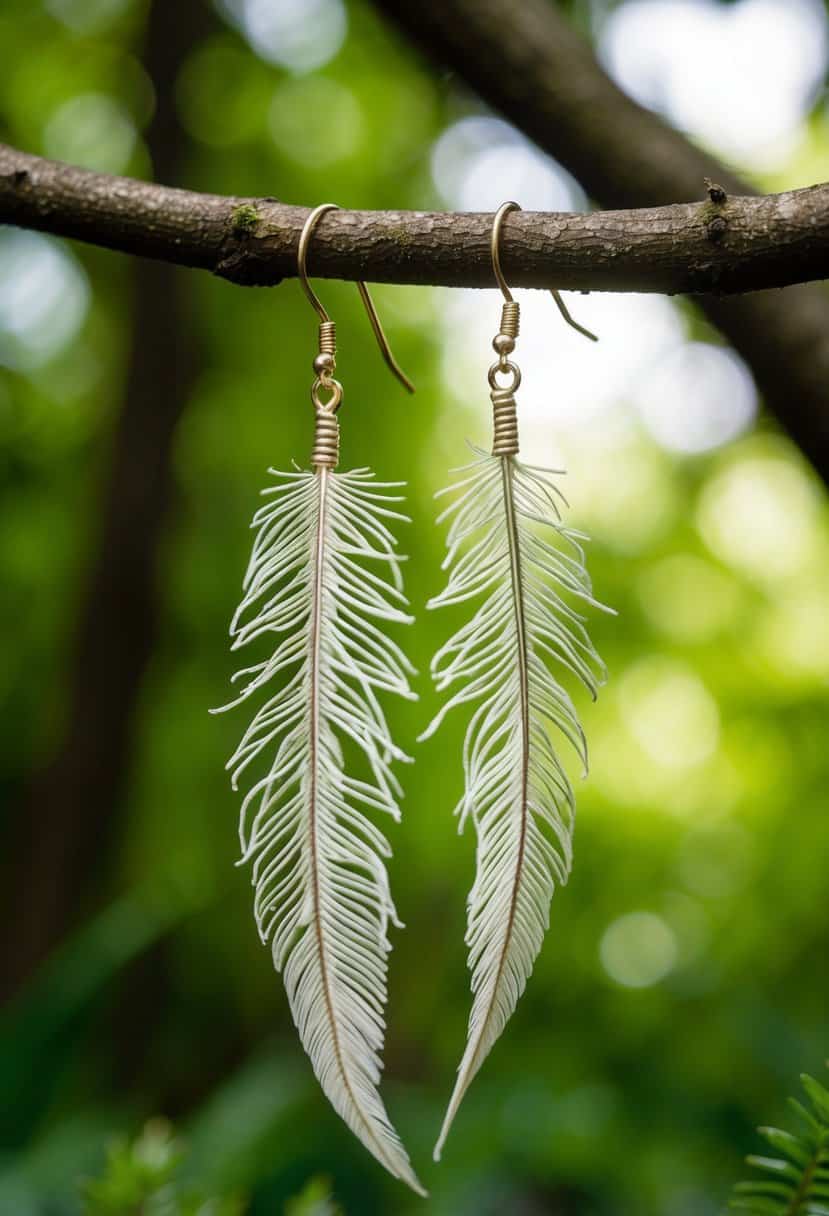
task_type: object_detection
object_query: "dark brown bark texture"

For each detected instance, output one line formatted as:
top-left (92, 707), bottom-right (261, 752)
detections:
top-left (1, 144), bottom-right (828, 295)
top-left (371, 0), bottom-right (829, 483)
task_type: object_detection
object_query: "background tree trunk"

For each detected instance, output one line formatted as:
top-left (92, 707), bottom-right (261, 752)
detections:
top-left (0, 0), bottom-right (209, 1002)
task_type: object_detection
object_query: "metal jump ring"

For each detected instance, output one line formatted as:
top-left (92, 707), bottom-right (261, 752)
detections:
top-left (311, 377), bottom-right (343, 413)
top-left (488, 361), bottom-right (522, 394)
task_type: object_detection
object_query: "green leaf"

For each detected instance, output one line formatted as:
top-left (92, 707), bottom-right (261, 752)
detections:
top-left (727, 1067), bottom-right (829, 1215)
top-left (802, 1076), bottom-right (829, 1125)
top-left (80, 1119), bottom-right (248, 1216)
top-left (759, 1128), bottom-right (814, 1167)
top-left (285, 1176), bottom-right (342, 1216)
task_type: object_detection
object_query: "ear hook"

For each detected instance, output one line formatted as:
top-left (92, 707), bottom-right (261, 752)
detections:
top-left (297, 203), bottom-right (415, 394)
top-left (491, 200), bottom-right (598, 343)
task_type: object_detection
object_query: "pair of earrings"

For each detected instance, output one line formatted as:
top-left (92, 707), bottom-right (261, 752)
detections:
top-left (214, 202), bottom-right (610, 1195)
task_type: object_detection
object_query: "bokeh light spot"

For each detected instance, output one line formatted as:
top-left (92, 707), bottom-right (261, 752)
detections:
top-left (619, 657), bottom-right (720, 770)
top-left (756, 584), bottom-right (829, 679)
top-left (269, 77), bottom-right (364, 166)
top-left (554, 430), bottom-right (679, 554)
top-left (697, 454), bottom-right (823, 582)
top-left (600, 911), bottom-right (678, 987)
top-left (637, 554), bottom-right (741, 642)
top-left (0, 231), bottom-right (90, 371)
top-left (431, 115), bottom-right (583, 212)
top-left (43, 92), bottom-right (137, 174)
top-left (221, 0), bottom-right (347, 73)
top-left (635, 342), bottom-right (756, 455)
top-left (177, 39), bottom-right (271, 147)
top-left (438, 287), bottom-right (684, 441)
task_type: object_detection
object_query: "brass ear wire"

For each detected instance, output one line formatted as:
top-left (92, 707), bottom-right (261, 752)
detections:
top-left (490, 200), bottom-right (519, 303)
top-left (490, 200), bottom-right (599, 343)
top-left (489, 202), bottom-right (523, 457)
top-left (297, 203), bottom-right (415, 403)
top-left (487, 201), bottom-right (597, 458)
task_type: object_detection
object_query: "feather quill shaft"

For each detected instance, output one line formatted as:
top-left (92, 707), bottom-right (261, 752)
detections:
top-left (214, 466), bottom-right (424, 1195)
top-left (423, 450), bottom-right (610, 1159)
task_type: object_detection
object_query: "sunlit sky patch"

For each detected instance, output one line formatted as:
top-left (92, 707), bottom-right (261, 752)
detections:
top-left (599, 0), bottom-right (828, 171)
top-left (431, 116), bottom-right (586, 213)
top-left (218, 0), bottom-right (347, 73)
top-left (635, 343), bottom-right (756, 455)
top-left (0, 232), bottom-right (90, 372)
top-left (438, 286), bottom-right (683, 434)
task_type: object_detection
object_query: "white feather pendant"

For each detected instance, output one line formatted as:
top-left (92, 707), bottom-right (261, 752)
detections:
top-left (422, 449), bottom-right (611, 1159)
top-left (213, 465), bottom-right (425, 1196)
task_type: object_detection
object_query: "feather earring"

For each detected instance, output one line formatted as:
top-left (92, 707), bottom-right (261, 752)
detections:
top-left (422, 202), bottom-right (613, 1159)
top-left (213, 205), bottom-right (425, 1196)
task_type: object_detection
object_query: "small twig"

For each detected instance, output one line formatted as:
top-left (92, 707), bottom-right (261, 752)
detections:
top-left (704, 177), bottom-right (728, 204)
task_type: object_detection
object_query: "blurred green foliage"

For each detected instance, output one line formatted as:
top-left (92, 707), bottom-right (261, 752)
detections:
top-left (81, 1120), bottom-right (245, 1215)
top-left (284, 1178), bottom-right (341, 1216)
top-left (0, 1), bottom-right (828, 1214)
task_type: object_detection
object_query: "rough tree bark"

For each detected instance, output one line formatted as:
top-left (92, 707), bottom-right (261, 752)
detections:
top-left (1, 146), bottom-right (828, 295)
top-left (0, 0), bottom-right (204, 1001)
top-left (371, 0), bottom-right (829, 483)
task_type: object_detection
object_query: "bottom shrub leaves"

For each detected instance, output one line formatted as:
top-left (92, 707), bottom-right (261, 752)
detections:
top-left (728, 1068), bottom-right (829, 1214)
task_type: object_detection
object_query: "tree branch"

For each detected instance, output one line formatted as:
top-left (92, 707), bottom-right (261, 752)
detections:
top-left (1, 143), bottom-right (828, 295)
top-left (371, 0), bottom-right (829, 485)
